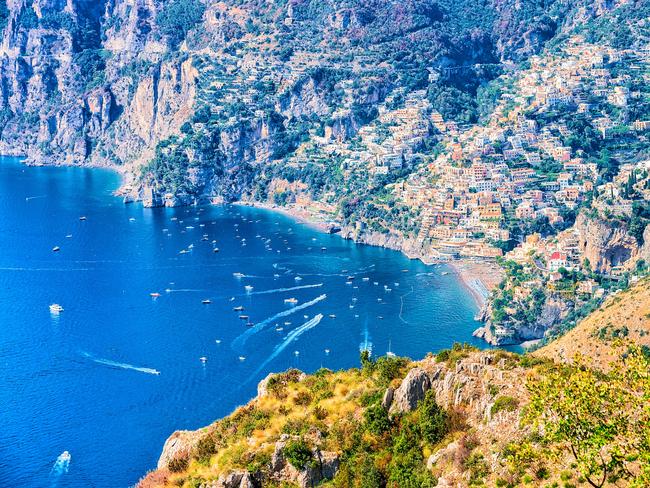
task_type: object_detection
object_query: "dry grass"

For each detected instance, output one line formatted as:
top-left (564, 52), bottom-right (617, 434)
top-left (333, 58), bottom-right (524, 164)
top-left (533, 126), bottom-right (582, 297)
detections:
top-left (536, 277), bottom-right (650, 370)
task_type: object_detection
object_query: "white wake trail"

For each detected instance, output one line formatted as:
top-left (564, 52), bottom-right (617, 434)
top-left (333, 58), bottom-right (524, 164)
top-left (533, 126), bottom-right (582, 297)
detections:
top-left (247, 283), bottom-right (322, 296)
top-left (250, 314), bottom-right (324, 380)
top-left (81, 352), bottom-right (160, 375)
top-left (232, 294), bottom-right (327, 350)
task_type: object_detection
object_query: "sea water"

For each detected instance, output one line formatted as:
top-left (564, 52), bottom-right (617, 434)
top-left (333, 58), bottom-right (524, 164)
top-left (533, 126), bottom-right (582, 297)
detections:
top-left (0, 157), bottom-right (483, 487)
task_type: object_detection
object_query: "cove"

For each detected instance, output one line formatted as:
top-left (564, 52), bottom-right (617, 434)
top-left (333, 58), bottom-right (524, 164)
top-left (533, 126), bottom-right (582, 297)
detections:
top-left (0, 157), bottom-right (483, 487)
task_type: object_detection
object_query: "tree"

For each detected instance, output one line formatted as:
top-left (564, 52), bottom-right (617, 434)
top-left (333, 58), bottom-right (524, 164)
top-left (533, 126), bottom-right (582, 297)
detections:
top-left (527, 348), bottom-right (650, 487)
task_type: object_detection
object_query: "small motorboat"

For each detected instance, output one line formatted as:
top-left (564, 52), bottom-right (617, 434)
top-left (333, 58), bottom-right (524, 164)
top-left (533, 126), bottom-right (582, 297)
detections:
top-left (52, 246), bottom-right (60, 252)
top-left (65, 234), bottom-right (72, 238)
top-left (238, 356), bottom-right (246, 361)
top-left (233, 272), bottom-right (245, 278)
top-left (213, 247), bottom-right (220, 252)
top-left (346, 276), bottom-right (355, 281)
top-left (129, 217), bottom-right (136, 222)
top-left (294, 276), bottom-right (303, 281)
top-left (284, 298), bottom-right (298, 304)
top-left (324, 349), bottom-right (330, 354)
top-left (215, 339), bottom-right (222, 344)
top-left (49, 303), bottom-right (64, 313)
top-left (329, 314), bottom-right (336, 318)
top-left (200, 356), bottom-right (207, 363)
top-left (150, 292), bottom-right (161, 298)
top-left (362, 277), bottom-right (370, 281)
top-left (79, 216), bottom-right (87, 221)
top-left (246, 321), bottom-right (254, 327)
top-left (233, 306), bottom-right (244, 312)
top-left (239, 315), bottom-right (249, 320)
top-left (202, 299), bottom-right (211, 304)
top-left (244, 285), bottom-right (254, 292)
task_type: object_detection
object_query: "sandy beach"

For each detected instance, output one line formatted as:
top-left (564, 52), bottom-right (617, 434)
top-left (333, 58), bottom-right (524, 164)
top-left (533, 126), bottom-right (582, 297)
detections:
top-left (448, 260), bottom-right (504, 308)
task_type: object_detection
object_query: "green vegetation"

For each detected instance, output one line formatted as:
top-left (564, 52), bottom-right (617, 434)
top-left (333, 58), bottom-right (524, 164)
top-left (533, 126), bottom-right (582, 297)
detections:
top-left (527, 347), bottom-right (650, 487)
top-left (156, 0), bottom-right (206, 48)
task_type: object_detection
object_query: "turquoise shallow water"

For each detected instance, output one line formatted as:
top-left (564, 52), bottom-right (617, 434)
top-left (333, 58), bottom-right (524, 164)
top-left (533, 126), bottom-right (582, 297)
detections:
top-left (0, 157), bottom-right (483, 487)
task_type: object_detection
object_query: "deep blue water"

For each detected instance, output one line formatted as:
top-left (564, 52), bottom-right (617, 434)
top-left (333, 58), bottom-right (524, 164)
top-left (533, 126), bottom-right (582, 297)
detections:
top-left (0, 156), bottom-right (483, 487)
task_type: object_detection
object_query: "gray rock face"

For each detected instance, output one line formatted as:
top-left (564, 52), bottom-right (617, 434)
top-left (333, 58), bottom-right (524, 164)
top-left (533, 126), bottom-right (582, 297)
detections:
top-left (214, 470), bottom-right (255, 488)
top-left (381, 386), bottom-right (394, 410)
top-left (157, 430), bottom-right (200, 470)
top-left (390, 367), bottom-right (432, 414)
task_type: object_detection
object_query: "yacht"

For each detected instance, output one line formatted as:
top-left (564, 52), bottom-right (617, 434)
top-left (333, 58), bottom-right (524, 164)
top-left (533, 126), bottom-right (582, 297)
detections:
top-left (202, 299), bottom-right (211, 304)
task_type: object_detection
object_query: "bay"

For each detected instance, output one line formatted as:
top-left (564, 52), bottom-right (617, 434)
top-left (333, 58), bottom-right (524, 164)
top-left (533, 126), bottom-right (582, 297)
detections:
top-left (0, 157), bottom-right (483, 487)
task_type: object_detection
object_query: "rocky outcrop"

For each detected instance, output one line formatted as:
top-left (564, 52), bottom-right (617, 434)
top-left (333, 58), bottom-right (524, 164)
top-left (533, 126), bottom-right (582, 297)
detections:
top-left (157, 430), bottom-right (201, 470)
top-left (389, 367), bottom-right (434, 414)
top-left (574, 212), bottom-right (640, 273)
top-left (268, 435), bottom-right (340, 488)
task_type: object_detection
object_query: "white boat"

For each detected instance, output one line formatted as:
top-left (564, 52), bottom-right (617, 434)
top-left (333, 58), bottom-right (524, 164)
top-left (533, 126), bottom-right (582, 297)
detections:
top-left (362, 277), bottom-right (370, 281)
top-left (244, 285), bottom-right (254, 292)
top-left (59, 451), bottom-right (71, 462)
top-left (294, 276), bottom-right (303, 281)
top-left (49, 303), bottom-right (64, 313)
top-left (52, 246), bottom-right (60, 252)
top-left (284, 297), bottom-right (298, 304)
top-left (233, 272), bottom-right (245, 278)
top-left (202, 299), bottom-right (211, 304)
top-left (238, 356), bottom-right (246, 361)
top-left (200, 356), bottom-right (207, 363)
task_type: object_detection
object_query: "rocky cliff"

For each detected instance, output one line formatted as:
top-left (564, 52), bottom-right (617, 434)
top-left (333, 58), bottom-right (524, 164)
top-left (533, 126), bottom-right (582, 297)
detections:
top-left (0, 0), bottom-right (592, 200)
top-left (573, 212), bottom-right (645, 274)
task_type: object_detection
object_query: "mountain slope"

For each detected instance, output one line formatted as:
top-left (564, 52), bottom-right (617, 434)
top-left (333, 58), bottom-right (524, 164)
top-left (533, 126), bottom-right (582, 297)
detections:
top-left (137, 279), bottom-right (650, 487)
top-left (535, 276), bottom-right (650, 369)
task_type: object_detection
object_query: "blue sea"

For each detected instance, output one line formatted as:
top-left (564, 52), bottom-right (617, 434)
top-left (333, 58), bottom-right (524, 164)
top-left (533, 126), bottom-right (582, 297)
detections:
top-left (0, 157), bottom-right (483, 487)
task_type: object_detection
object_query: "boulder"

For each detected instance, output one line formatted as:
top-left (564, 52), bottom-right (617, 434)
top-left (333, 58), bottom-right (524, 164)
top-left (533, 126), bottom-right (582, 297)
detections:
top-left (390, 368), bottom-right (432, 414)
top-left (381, 387), bottom-right (394, 410)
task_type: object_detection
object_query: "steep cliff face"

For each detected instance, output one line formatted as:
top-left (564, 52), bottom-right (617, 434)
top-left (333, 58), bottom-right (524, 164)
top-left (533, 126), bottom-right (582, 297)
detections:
top-left (574, 212), bottom-right (642, 273)
top-left (0, 0), bottom-right (583, 201)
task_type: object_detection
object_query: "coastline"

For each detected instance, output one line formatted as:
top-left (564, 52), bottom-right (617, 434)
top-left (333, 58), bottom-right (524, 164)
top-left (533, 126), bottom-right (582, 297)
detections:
top-left (237, 200), bottom-right (503, 311)
top-left (447, 260), bottom-right (503, 310)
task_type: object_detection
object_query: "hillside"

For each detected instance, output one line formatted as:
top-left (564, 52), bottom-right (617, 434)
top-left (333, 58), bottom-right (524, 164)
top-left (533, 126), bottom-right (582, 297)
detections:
top-left (137, 282), bottom-right (650, 487)
top-left (535, 276), bottom-right (650, 369)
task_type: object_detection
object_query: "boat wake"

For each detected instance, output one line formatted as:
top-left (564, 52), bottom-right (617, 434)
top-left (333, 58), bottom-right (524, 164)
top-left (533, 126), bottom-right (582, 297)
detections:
top-left (80, 352), bottom-right (160, 375)
top-left (25, 195), bottom-right (47, 201)
top-left (247, 283), bottom-right (323, 296)
top-left (249, 314), bottom-right (324, 381)
top-left (50, 450), bottom-right (71, 486)
top-left (232, 294), bottom-right (327, 350)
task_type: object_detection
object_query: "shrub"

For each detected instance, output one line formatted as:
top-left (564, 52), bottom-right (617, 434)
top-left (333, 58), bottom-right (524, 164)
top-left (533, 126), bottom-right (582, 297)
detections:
top-left (193, 433), bottom-right (217, 463)
top-left (417, 390), bottom-right (448, 444)
top-left (364, 403), bottom-right (392, 435)
top-left (284, 439), bottom-right (314, 470)
top-left (491, 395), bottom-right (519, 415)
top-left (168, 457), bottom-right (188, 473)
top-left (464, 452), bottom-right (489, 484)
